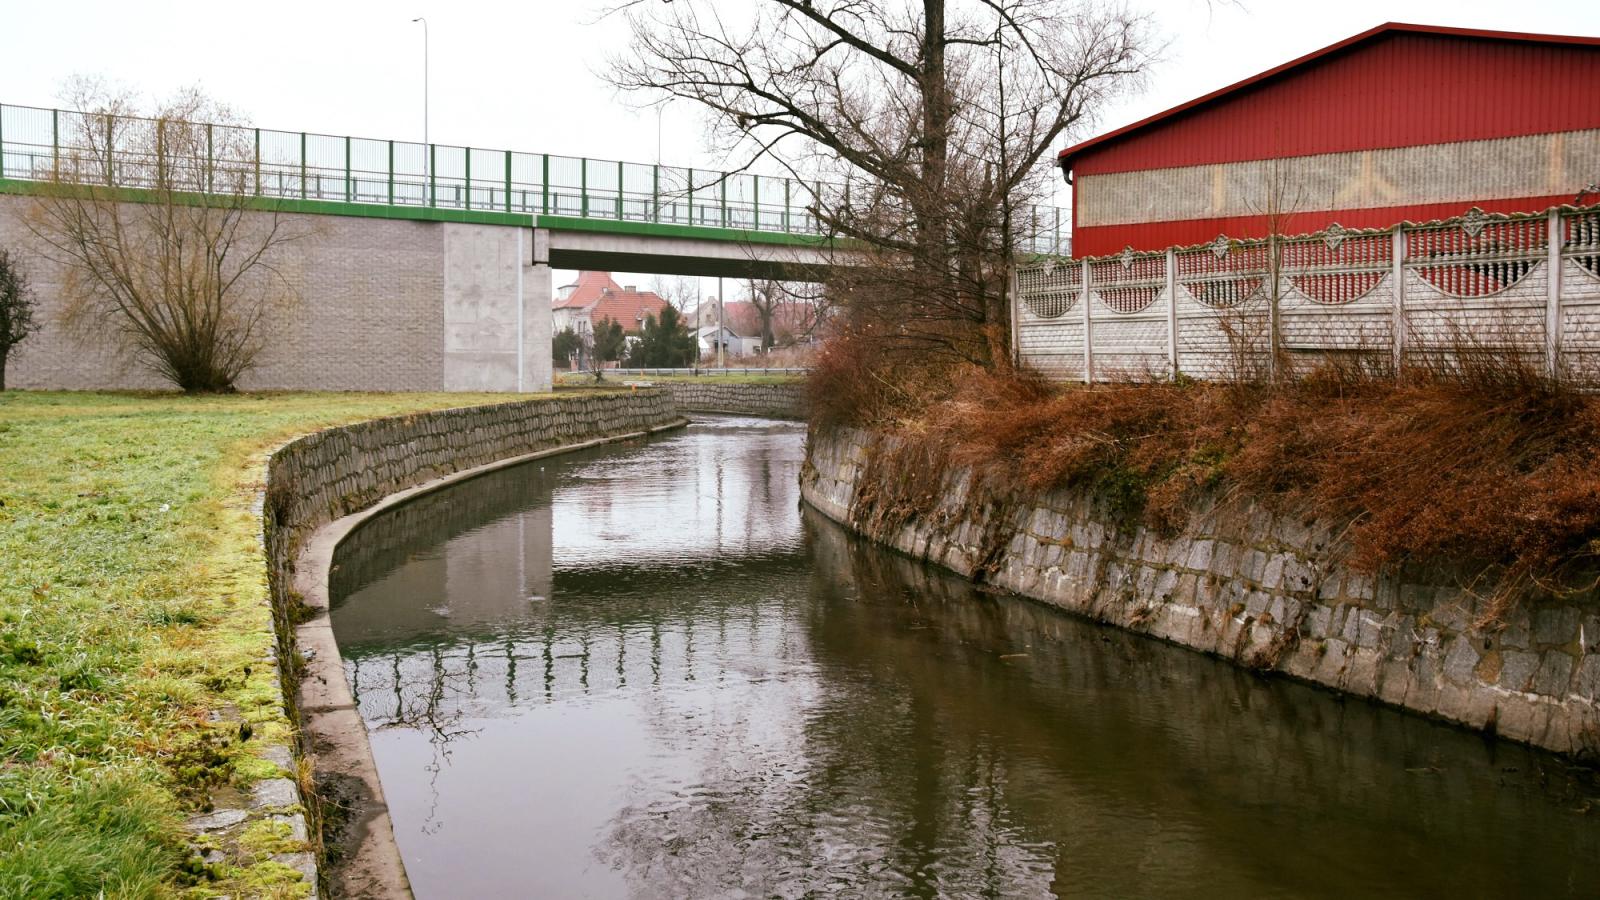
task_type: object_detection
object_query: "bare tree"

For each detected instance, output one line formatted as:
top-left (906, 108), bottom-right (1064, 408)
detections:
top-left (25, 80), bottom-right (302, 392)
top-left (1256, 153), bottom-right (1309, 382)
top-left (649, 274), bottom-right (701, 314)
top-left (0, 248), bottom-right (38, 391)
top-left (743, 278), bottom-right (781, 350)
top-left (740, 277), bottom-right (831, 349)
top-left (608, 0), bottom-right (1149, 368)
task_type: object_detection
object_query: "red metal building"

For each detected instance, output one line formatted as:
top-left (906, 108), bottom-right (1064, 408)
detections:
top-left (1058, 23), bottom-right (1600, 258)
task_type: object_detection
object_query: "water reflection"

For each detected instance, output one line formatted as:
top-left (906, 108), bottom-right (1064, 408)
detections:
top-left (331, 418), bottom-right (1600, 899)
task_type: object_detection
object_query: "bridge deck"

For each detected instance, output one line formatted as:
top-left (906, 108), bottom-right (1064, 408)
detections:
top-left (0, 101), bottom-right (1070, 257)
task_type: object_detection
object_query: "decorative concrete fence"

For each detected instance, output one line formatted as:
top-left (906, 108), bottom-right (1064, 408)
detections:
top-left (1016, 204), bottom-right (1600, 380)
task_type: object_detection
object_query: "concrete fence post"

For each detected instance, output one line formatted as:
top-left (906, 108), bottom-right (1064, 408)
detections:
top-left (1008, 266), bottom-right (1020, 369)
top-left (1166, 247), bottom-right (1179, 378)
top-left (1391, 227), bottom-right (1406, 375)
top-left (1548, 208), bottom-right (1563, 378)
top-left (1081, 258), bottom-right (1094, 383)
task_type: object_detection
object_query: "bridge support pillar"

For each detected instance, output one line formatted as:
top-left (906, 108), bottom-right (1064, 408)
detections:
top-left (521, 228), bottom-right (553, 393)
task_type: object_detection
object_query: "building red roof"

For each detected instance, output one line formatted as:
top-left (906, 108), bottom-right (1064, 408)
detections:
top-left (553, 271), bottom-right (671, 333)
top-left (1057, 22), bottom-right (1600, 177)
top-left (722, 300), bottom-right (821, 340)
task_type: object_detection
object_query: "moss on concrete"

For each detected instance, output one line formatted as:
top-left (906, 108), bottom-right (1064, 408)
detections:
top-left (0, 391), bottom-right (537, 898)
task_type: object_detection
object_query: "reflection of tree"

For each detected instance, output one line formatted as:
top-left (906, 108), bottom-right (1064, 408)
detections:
top-left (336, 424), bottom-right (1600, 897)
top-left (353, 643), bottom-right (481, 835)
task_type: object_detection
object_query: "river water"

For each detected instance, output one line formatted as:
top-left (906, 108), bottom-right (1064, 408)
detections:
top-left (330, 417), bottom-right (1600, 898)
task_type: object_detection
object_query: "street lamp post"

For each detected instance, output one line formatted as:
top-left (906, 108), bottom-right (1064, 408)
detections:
top-left (412, 17), bottom-right (429, 191)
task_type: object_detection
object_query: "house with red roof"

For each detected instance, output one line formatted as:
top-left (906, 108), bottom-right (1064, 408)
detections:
top-left (552, 272), bottom-right (672, 338)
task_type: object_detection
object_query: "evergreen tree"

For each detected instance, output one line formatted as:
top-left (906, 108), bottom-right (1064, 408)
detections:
top-left (626, 306), bottom-right (697, 367)
top-left (592, 317), bottom-right (627, 364)
top-left (552, 327), bottom-right (582, 368)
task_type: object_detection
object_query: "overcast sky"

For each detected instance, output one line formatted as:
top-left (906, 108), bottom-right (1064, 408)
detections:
top-left (5, 0), bottom-right (1595, 299)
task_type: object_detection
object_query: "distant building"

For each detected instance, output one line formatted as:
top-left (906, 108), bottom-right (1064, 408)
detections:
top-left (695, 324), bottom-right (758, 358)
top-left (1057, 23), bottom-right (1600, 257)
top-left (693, 296), bottom-right (827, 347)
top-left (552, 272), bottom-right (671, 337)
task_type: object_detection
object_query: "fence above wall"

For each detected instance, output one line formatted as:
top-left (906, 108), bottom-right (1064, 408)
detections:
top-left (1014, 204), bottom-right (1600, 382)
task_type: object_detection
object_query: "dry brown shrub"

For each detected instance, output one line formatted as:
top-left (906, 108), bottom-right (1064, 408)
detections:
top-left (816, 350), bottom-right (1600, 618)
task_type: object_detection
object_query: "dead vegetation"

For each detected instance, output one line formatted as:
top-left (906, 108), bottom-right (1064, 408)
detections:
top-left (817, 347), bottom-right (1600, 624)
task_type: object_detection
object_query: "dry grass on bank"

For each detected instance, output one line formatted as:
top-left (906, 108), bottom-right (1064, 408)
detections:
top-left (813, 349), bottom-right (1600, 622)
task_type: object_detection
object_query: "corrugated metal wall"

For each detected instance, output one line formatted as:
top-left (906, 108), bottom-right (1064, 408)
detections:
top-left (1066, 31), bottom-right (1600, 257)
top-left (1073, 33), bottom-right (1600, 176)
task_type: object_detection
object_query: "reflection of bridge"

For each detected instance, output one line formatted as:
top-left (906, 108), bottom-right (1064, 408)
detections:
top-left (344, 504), bottom-right (1600, 899)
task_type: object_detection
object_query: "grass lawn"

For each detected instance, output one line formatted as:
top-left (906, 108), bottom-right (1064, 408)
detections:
top-left (0, 391), bottom-right (531, 899)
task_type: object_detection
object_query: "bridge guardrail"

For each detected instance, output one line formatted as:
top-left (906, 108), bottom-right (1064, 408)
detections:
top-left (0, 102), bottom-right (1069, 253)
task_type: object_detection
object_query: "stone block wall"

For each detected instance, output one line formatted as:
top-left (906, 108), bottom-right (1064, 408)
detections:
top-left (803, 426), bottom-right (1600, 756)
top-left (257, 391), bottom-right (681, 890)
top-left (658, 380), bottom-right (807, 419)
top-left (265, 391), bottom-right (678, 566)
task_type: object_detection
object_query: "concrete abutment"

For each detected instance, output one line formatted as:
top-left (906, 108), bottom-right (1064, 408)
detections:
top-left (0, 193), bottom-right (554, 392)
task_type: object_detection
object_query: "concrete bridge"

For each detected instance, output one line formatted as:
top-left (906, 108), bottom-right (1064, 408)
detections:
top-left (0, 102), bottom-right (1068, 392)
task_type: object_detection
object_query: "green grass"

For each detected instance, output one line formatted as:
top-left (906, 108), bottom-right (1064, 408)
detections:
top-left (0, 391), bottom-right (533, 898)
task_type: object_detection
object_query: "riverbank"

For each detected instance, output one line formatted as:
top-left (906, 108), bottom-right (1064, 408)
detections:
top-left (0, 391), bottom-right (549, 897)
top-left (802, 424), bottom-right (1600, 757)
top-left (269, 390), bottom-right (684, 895)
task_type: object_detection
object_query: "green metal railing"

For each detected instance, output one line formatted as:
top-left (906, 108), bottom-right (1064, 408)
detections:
top-left (0, 101), bottom-right (1070, 253)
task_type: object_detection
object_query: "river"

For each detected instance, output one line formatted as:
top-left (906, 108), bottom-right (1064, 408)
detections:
top-left (329, 416), bottom-right (1600, 898)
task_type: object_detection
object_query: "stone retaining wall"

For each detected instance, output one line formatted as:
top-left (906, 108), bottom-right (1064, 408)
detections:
top-left (658, 380), bottom-right (806, 419)
top-left (259, 390), bottom-right (682, 894)
top-left (803, 426), bottom-right (1600, 757)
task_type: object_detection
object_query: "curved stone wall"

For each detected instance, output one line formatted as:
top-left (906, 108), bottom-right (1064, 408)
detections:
top-left (803, 426), bottom-right (1600, 757)
top-left (658, 380), bottom-right (807, 419)
top-left (259, 390), bottom-right (683, 894)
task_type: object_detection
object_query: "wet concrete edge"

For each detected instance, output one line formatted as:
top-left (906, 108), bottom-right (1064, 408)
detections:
top-left (285, 418), bottom-right (689, 899)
